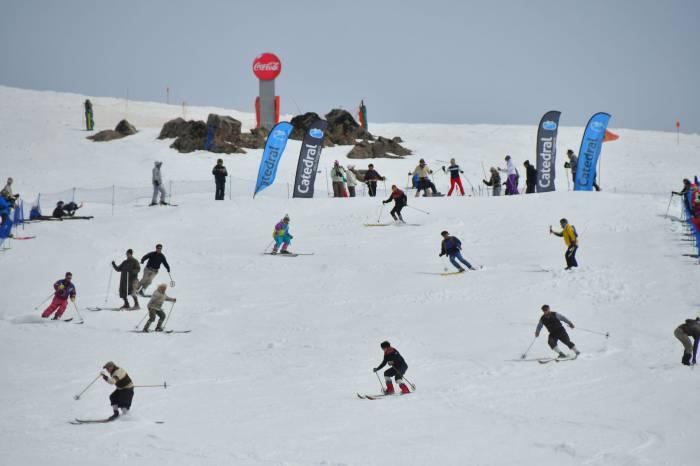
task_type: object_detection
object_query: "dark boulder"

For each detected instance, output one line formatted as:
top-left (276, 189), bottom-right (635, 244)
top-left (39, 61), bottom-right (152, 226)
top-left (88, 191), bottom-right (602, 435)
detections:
top-left (158, 118), bottom-right (190, 139)
top-left (347, 136), bottom-right (412, 159)
top-left (115, 119), bottom-right (137, 136)
top-left (324, 109), bottom-right (372, 145)
top-left (238, 127), bottom-right (268, 150)
top-left (169, 121), bottom-right (207, 153)
top-left (87, 119), bottom-right (137, 142)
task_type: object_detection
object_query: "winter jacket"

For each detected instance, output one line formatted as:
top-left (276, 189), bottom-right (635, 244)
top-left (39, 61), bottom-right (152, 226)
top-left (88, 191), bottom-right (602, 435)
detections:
top-left (212, 164), bottom-right (228, 183)
top-left (330, 166), bottom-right (347, 183)
top-left (147, 288), bottom-right (175, 311)
top-left (445, 164), bottom-right (463, 179)
top-left (346, 170), bottom-right (358, 187)
top-left (483, 172), bottom-right (501, 187)
top-left (141, 251), bottom-right (170, 272)
top-left (1, 182), bottom-right (13, 199)
top-left (273, 221), bottom-right (291, 239)
top-left (440, 236), bottom-right (462, 256)
top-left (375, 347), bottom-right (408, 375)
top-left (106, 366), bottom-right (134, 389)
top-left (554, 224), bottom-right (578, 247)
top-left (113, 257), bottom-right (141, 298)
top-left (413, 165), bottom-right (432, 179)
top-left (384, 190), bottom-right (407, 207)
top-left (500, 160), bottom-right (518, 177)
top-left (525, 165), bottom-right (537, 185)
top-left (680, 318), bottom-right (700, 338)
top-left (0, 196), bottom-right (10, 217)
top-left (152, 166), bottom-right (163, 186)
top-left (536, 312), bottom-right (573, 336)
top-left (569, 155), bottom-right (578, 175)
top-left (364, 169), bottom-right (383, 182)
top-left (53, 279), bottom-right (76, 300)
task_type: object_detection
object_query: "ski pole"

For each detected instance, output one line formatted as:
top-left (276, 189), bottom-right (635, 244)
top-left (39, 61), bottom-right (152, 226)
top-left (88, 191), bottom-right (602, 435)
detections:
top-left (376, 203), bottom-right (385, 223)
top-left (263, 239), bottom-right (274, 254)
top-left (134, 313), bottom-right (149, 330)
top-left (162, 301), bottom-right (176, 330)
top-left (576, 327), bottom-right (610, 338)
top-left (34, 292), bottom-right (54, 310)
top-left (520, 337), bottom-right (537, 359)
top-left (104, 266), bottom-right (113, 304)
top-left (133, 382), bottom-right (167, 389)
top-left (73, 373), bottom-right (102, 400)
top-left (401, 375), bottom-right (416, 391)
top-left (665, 193), bottom-right (674, 218)
top-left (168, 272), bottom-right (175, 287)
top-left (405, 205), bottom-right (430, 215)
top-left (71, 301), bottom-right (84, 323)
top-left (565, 167), bottom-right (571, 191)
top-left (374, 370), bottom-right (385, 391)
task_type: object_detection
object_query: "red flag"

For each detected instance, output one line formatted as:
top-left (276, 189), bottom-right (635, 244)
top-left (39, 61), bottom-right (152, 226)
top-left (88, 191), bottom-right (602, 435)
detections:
top-left (603, 129), bottom-right (619, 143)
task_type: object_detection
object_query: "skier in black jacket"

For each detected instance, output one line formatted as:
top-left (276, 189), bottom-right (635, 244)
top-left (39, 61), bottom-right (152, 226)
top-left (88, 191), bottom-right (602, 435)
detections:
top-left (535, 305), bottom-right (581, 359)
top-left (373, 341), bottom-right (410, 394)
top-left (382, 185), bottom-right (407, 223)
top-left (212, 159), bottom-right (228, 200)
top-left (138, 244), bottom-right (170, 296)
top-left (674, 317), bottom-right (700, 365)
top-left (523, 160), bottom-right (537, 194)
top-left (364, 163), bottom-right (385, 197)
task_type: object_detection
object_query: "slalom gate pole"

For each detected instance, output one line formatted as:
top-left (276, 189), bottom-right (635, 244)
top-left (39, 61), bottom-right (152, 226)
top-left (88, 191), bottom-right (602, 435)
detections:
top-left (665, 193), bottom-right (674, 218)
top-left (406, 205), bottom-right (430, 215)
top-left (374, 371), bottom-right (384, 391)
top-left (71, 301), bottom-right (84, 323)
top-left (73, 374), bottom-right (102, 400)
top-left (376, 203), bottom-right (385, 223)
top-left (163, 301), bottom-right (176, 330)
top-left (34, 293), bottom-right (54, 310)
top-left (520, 337), bottom-right (537, 359)
top-left (134, 313), bottom-right (148, 330)
top-left (576, 327), bottom-right (610, 338)
top-left (104, 266), bottom-right (113, 304)
top-left (133, 382), bottom-right (167, 389)
top-left (168, 272), bottom-right (175, 287)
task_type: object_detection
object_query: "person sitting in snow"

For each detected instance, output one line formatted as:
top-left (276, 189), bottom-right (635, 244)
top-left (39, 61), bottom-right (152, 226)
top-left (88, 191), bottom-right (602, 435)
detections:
top-left (373, 341), bottom-right (410, 395)
top-left (271, 214), bottom-right (293, 255)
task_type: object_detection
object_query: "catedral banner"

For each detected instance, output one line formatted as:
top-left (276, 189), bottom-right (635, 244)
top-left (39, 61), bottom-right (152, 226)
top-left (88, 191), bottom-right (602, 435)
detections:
top-left (253, 121), bottom-right (293, 197)
top-left (574, 112), bottom-right (611, 191)
top-left (536, 110), bottom-right (561, 192)
top-left (292, 119), bottom-right (328, 198)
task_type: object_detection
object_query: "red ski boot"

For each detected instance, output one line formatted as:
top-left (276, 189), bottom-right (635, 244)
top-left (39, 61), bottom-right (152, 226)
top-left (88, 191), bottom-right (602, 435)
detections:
top-left (383, 381), bottom-right (395, 394)
top-left (399, 383), bottom-right (410, 394)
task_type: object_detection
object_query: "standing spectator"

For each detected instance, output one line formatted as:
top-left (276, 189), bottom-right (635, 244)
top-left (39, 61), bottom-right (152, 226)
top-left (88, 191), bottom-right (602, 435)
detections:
top-left (0, 195), bottom-right (12, 238)
top-left (41, 272), bottom-right (77, 320)
top-left (411, 159), bottom-right (436, 197)
top-left (443, 158), bottom-right (465, 196)
top-left (212, 158), bottom-right (228, 200)
top-left (330, 161), bottom-right (348, 198)
top-left (482, 167), bottom-right (502, 196)
top-left (364, 163), bottom-right (385, 197)
top-left (523, 160), bottom-right (537, 194)
top-left (150, 161), bottom-right (167, 206)
top-left (346, 165), bottom-right (358, 197)
top-left (84, 99), bottom-right (94, 131)
top-left (1, 177), bottom-right (19, 207)
top-left (498, 155), bottom-right (519, 195)
top-left (565, 149), bottom-right (577, 185)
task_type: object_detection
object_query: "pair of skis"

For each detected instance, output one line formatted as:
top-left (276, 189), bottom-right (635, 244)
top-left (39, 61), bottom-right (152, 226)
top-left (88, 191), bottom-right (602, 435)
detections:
top-left (263, 252), bottom-right (314, 257)
top-left (70, 418), bottom-right (164, 425)
top-left (129, 329), bottom-right (191, 334)
top-left (356, 392), bottom-right (413, 400)
top-left (510, 355), bottom-right (578, 364)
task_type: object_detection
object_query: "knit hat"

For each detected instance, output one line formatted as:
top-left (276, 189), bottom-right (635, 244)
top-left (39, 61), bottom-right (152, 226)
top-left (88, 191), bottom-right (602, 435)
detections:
top-left (380, 341), bottom-right (391, 349)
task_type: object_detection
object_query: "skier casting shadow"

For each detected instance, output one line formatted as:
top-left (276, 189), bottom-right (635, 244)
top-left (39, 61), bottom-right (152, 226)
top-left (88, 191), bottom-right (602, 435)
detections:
top-left (373, 341), bottom-right (410, 394)
top-left (382, 185), bottom-right (407, 223)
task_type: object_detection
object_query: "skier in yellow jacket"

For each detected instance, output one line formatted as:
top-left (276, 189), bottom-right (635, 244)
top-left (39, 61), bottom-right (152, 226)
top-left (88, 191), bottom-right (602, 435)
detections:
top-left (550, 218), bottom-right (579, 270)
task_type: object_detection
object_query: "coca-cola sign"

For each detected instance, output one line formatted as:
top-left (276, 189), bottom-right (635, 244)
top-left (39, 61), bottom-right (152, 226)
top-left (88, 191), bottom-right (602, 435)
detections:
top-left (253, 53), bottom-right (281, 80)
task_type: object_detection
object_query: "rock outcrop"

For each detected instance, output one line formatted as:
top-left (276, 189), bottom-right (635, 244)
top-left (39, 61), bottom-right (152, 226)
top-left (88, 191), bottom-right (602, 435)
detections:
top-left (87, 119), bottom-right (137, 142)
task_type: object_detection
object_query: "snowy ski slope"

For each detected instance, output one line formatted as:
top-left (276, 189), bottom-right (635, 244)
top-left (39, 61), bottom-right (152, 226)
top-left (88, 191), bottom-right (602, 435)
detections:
top-left (0, 86), bottom-right (698, 466)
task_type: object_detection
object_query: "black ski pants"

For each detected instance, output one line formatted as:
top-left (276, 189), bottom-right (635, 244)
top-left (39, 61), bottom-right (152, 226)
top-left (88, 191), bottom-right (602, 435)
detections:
top-left (110, 388), bottom-right (134, 409)
top-left (384, 367), bottom-right (407, 381)
top-left (390, 204), bottom-right (405, 220)
top-left (548, 330), bottom-right (575, 350)
top-left (367, 181), bottom-right (378, 197)
top-left (565, 245), bottom-right (578, 268)
top-left (215, 180), bottom-right (226, 200)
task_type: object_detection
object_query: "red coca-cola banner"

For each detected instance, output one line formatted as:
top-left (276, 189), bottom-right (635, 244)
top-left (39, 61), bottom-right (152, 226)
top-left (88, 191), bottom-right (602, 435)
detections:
top-left (253, 53), bottom-right (282, 80)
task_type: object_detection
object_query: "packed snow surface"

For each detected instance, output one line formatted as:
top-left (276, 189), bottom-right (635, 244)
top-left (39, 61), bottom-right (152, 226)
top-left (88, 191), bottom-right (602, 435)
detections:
top-left (0, 86), bottom-right (698, 465)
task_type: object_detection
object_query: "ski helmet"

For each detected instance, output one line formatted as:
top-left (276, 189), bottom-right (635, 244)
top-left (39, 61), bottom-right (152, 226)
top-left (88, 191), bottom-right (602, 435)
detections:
top-left (380, 341), bottom-right (391, 349)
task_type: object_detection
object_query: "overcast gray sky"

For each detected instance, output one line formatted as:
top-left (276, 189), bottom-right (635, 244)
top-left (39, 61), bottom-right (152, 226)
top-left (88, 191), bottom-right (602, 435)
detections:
top-left (1, 0), bottom-right (698, 132)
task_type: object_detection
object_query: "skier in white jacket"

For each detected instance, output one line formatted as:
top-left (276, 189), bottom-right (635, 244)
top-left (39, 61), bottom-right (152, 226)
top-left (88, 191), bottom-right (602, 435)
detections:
top-left (151, 161), bottom-right (167, 206)
top-left (498, 155), bottom-right (519, 195)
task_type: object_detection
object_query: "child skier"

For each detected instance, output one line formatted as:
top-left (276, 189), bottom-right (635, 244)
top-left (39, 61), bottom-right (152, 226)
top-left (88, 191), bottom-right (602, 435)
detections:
top-left (382, 185), bottom-right (407, 223)
top-left (143, 284), bottom-right (176, 332)
top-left (535, 305), bottom-right (581, 359)
top-left (439, 230), bottom-right (476, 272)
top-left (272, 214), bottom-right (293, 254)
top-left (101, 361), bottom-right (134, 420)
top-left (41, 272), bottom-right (77, 320)
top-left (443, 158), bottom-right (465, 196)
top-left (550, 218), bottom-right (579, 269)
top-left (373, 341), bottom-right (410, 394)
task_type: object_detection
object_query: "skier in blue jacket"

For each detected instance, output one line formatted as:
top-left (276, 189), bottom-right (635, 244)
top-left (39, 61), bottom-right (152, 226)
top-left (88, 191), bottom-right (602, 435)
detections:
top-left (439, 231), bottom-right (476, 272)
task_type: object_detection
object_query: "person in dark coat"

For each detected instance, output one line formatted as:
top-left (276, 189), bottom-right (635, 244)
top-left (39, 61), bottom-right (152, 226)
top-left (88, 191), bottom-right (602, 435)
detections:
top-left (535, 305), bottom-right (581, 359)
top-left (364, 163), bottom-right (385, 197)
top-left (84, 99), bottom-right (94, 131)
top-left (212, 159), bottom-right (228, 200)
top-left (138, 244), bottom-right (171, 296)
top-left (482, 167), bottom-right (502, 196)
top-left (373, 341), bottom-right (410, 394)
top-left (112, 249), bottom-right (141, 309)
top-left (674, 317), bottom-right (700, 365)
top-left (523, 160), bottom-right (537, 194)
top-left (382, 185), bottom-right (407, 223)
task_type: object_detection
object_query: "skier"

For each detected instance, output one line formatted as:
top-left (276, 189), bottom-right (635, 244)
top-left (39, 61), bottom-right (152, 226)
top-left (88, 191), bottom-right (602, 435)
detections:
top-left (138, 244), bottom-right (170, 296)
top-left (674, 317), bottom-right (700, 366)
top-left (382, 185), bottom-right (407, 223)
top-left (482, 167), bottom-right (502, 196)
top-left (498, 155), bottom-right (519, 195)
top-left (0, 196), bottom-right (11, 231)
top-left (41, 272), bottom-right (76, 320)
top-left (564, 149), bottom-right (577, 184)
top-left (346, 165), bottom-right (358, 198)
top-left (439, 230), bottom-right (476, 272)
top-left (143, 284), bottom-right (176, 332)
top-left (523, 160), bottom-right (537, 194)
top-left (330, 161), bottom-right (348, 198)
top-left (411, 159), bottom-right (436, 197)
top-left (364, 163), bottom-right (385, 197)
top-left (150, 161), bottom-right (167, 206)
top-left (101, 361), bottom-right (134, 420)
top-left (212, 158), bottom-right (228, 200)
top-left (84, 99), bottom-right (94, 131)
top-left (112, 249), bottom-right (141, 310)
top-left (535, 305), bottom-right (581, 359)
top-left (443, 158), bottom-right (465, 196)
top-left (672, 178), bottom-right (692, 214)
top-left (373, 341), bottom-right (410, 394)
top-left (550, 218), bottom-right (579, 270)
top-left (271, 214), bottom-right (293, 255)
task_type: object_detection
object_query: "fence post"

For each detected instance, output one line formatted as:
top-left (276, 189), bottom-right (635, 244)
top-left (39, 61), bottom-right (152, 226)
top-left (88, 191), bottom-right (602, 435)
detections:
top-left (229, 175), bottom-right (232, 200)
top-left (169, 180), bottom-right (173, 204)
top-left (111, 185), bottom-right (115, 216)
